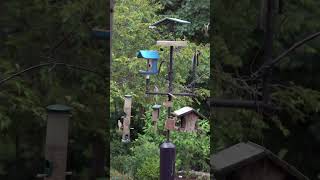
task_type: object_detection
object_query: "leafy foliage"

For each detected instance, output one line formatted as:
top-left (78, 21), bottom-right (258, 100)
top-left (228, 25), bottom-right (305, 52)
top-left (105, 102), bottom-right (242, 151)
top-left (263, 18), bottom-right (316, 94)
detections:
top-left (111, 0), bottom-right (210, 178)
top-left (212, 0), bottom-right (320, 178)
top-left (0, 0), bottom-right (108, 178)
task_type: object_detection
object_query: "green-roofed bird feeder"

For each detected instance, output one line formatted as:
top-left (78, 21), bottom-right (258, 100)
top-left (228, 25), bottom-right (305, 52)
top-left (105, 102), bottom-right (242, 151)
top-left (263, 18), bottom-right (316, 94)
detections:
top-left (149, 17), bottom-right (191, 39)
top-left (37, 104), bottom-right (72, 179)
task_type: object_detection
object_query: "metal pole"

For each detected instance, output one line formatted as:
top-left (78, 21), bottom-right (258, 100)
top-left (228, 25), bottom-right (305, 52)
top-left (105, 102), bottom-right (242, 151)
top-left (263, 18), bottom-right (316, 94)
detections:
top-left (160, 45), bottom-right (176, 180)
top-left (167, 45), bottom-right (174, 141)
top-left (191, 50), bottom-right (197, 93)
top-left (146, 92), bottom-right (195, 96)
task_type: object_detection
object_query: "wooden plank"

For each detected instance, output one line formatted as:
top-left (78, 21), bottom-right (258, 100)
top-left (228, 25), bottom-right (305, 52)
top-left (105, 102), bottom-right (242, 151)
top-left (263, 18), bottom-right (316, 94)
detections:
top-left (156, 40), bottom-right (188, 47)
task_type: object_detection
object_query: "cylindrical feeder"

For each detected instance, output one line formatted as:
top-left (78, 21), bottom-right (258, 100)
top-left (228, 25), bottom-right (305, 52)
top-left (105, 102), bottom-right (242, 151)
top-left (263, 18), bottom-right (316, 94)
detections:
top-left (160, 141), bottom-right (176, 180)
top-left (122, 95), bottom-right (132, 143)
top-left (123, 95), bottom-right (132, 114)
top-left (152, 104), bottom-right (161, 124)
top-left (44, 104), bottom-right (72, 180)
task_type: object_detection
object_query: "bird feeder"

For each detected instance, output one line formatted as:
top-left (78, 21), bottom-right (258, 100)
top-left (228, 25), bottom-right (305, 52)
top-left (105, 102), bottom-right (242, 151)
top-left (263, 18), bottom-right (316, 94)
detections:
top-left (165, 116), bottom-right (177, 131)
top-left (122, 95), bottom-right (132, 143)
top-left (152, 104), bottom-right (161, 129)
top-left (172, 106), bottom-right (205, 132)
top-left (92, 28), bottom-right (110, 40)
top-left (38, 104), bottom-right (72, 179)
top-left (149, 17), bottom-right (191, 38)
top-left (137, 50), bottom-right (160, 75)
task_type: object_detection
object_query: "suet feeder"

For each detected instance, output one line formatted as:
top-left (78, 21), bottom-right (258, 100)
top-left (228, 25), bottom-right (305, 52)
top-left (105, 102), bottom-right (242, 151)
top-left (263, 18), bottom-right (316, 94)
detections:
top-left (122, 95), bottom-right (132, 143)
top-left (40, 104), bottom-right (72, 179)
top-left (172, 106), bottom-right (205, 132)
top-left (137, 50), bottom-right (160, 75)
top-left (211, 142), bottom-right (309, 180)
top-left (165, 116), bottom-right (177, 131)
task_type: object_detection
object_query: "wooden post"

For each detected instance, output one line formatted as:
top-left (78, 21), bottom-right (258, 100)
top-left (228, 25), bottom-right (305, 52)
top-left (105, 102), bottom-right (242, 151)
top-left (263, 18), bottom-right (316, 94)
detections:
top-left (44, 104), bottom-right (71, 180)
top-left (122, 95), bottom-right (132, 143)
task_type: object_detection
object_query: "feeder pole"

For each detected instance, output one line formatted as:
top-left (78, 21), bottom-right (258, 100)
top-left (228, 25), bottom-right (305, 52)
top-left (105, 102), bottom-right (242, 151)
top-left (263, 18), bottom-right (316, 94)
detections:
top-left (167, 45), bottom-right (174, 141)
top-left (160, 45), bottom-right (176, 180)
top-left (262, 0), bottom-right (275, 118)
top-left (191, 50), bottom-right (197, 93)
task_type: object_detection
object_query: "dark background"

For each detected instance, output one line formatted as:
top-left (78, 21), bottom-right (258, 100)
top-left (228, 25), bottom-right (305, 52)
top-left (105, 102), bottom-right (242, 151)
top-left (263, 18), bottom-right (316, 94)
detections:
top-left (211, 0), bottom-right (320, 179)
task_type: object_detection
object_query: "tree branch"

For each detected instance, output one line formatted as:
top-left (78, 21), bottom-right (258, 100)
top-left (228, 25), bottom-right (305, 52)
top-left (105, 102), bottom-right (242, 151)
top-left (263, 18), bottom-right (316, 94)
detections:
top-left (0, 61), bottom-right (105, 86)
top-left (252, 31), bottom-right (320, 78)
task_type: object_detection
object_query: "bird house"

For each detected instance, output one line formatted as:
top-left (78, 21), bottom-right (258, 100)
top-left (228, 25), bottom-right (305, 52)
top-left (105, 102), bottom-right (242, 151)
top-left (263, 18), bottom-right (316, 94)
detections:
top-left (137, 50), bottom-right (160, 75)
top-left (211, 142), bottom-right (309, 180)
top-left (152, 104), bottom-right (161, 123)
top-left (172, 106), bottom-right (205, 132)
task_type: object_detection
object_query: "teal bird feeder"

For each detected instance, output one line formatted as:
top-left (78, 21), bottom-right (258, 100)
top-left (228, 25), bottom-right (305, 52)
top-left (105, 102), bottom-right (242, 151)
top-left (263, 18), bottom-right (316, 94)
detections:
top-left (137, 50), bottom-right (160, 75)
top-left (92, 28), bottom-right (110, 40)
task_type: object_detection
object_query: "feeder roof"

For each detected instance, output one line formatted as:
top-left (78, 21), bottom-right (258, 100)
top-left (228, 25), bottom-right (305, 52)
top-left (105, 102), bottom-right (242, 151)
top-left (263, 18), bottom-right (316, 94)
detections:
top-left (149, 17), bottom-right (191, 29)
top-left (172, 106), bottom-right (206, 119)
top-left (137, 50), bottom-right (159, 59)
top-left (124, 95), bottom-right (132, 98)
top-left (152, 104), bottom-right (161, 109)
top-left (47, 104), bottom-right (72, 113)
top-left (211, 142), bottom-right (309, 180)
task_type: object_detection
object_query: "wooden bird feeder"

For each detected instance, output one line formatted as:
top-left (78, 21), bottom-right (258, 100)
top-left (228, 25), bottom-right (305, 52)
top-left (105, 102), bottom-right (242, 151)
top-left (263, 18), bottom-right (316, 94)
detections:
top-left (165, 116), bottom-right (177, 131)
top-left (172, 106), bottom-right (205, 132)
top-left (211, 142), bottom-right (309, 180)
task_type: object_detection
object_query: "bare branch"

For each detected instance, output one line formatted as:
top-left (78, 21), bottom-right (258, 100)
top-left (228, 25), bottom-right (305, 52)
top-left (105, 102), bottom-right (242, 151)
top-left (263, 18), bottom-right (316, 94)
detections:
top-left (0, 61), bottom-right (104, 86)
top-left (253, 31), bottom-right (320, 78)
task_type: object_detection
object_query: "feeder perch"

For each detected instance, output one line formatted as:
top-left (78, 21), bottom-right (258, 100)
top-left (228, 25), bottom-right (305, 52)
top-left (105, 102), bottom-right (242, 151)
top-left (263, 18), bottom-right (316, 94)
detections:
top-left (137, 50), bottom-right (160, 75)
top-left (172, 106), bottom-right (205, 132)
